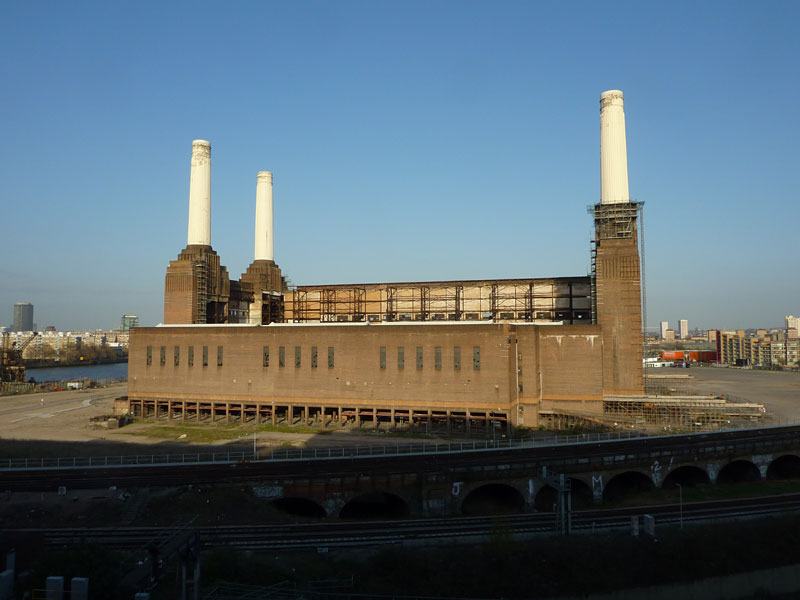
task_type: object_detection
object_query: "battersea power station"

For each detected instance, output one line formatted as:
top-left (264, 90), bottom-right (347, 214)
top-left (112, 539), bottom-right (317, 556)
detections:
top-left (127, 90), bottom-right (644, 431)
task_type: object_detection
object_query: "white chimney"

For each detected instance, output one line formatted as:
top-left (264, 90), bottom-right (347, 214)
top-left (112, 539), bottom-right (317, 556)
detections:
top-left (254, 171), bottom-right (274, 261)
top-left (600, 90), bottom-right (630, 204)
top-left (187, 139), bottom-right (211, 245)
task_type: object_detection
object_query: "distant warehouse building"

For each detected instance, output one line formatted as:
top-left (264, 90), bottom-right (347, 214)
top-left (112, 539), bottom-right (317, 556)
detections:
top-left (662, 350), bottom-right (716, 363)
top-left (716, 331), bottom-right (800, 367)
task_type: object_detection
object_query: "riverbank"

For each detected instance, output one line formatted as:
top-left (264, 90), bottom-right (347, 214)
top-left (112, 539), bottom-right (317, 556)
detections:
top-left (24, 357), bottom-right (127, 369)
top-left (26, 361), bottom-right (128, 383)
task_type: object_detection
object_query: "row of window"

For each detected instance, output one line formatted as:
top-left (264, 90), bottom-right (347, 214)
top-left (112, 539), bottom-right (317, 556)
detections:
top-left (145, 344), bottom-right (480, 371)
top-left (146, 345), bottom-right (336, 368)
top-left (146, 345), bottom-right (224, 367)
top-left (263, 346), bottom-right (335, 368)
top-left (379, 346), bottom-right (480, 370)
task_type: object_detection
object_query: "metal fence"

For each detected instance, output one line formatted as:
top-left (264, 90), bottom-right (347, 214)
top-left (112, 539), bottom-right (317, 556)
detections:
top-left (0, 377), bottom-right (126, 396)
top-left (0, 431), bottom-right (648, 471)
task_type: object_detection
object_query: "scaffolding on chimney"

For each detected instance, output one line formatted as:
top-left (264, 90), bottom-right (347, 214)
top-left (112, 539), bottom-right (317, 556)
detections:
top-left (195, 258), bottom-right (207, 324)
top-left (588, 201), bottom-right (642, 241)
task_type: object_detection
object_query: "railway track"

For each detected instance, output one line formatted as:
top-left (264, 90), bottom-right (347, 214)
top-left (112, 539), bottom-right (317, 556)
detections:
top-left (9, 493), bottom-right (800, 551)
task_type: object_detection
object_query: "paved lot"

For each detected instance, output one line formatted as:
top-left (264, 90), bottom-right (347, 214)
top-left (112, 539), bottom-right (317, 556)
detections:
top-left (0, 384), bottom-right (125, 442)
top-left (2, 368), bottom-right (798, 456)
top-left (689, 366), bottom-right (800, 421)
top-left (0, 384), bottom-right (453, 458)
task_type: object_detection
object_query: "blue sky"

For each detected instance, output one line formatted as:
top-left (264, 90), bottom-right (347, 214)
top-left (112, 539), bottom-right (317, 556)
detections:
top-left (1, 1), bottom-right (798, 331)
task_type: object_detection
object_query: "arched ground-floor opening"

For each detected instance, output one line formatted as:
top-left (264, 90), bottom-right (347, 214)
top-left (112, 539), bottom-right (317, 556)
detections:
top-left (603, 471), bottom-right (654, 503)
top-left (533, 478), bottom-right (593, 512)
top-left (767, 455), bottom-right (800, 480)
top-left (339, 492), bottom-right (409, 519)
top-left (461, 483), bottom-right (525, 516)
top-left (270, 497), bottom-right (327, 518)
top-left (662, 465), bottom-right (710, 488)
top-left (717, 460), bottom-right (761, 484)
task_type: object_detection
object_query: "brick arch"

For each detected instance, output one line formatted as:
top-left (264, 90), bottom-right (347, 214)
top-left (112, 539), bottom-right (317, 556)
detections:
top-left (338, 491), bottom-right (411, 519)
top-left (767, 454), bottom-right (800, 480)
top-left (459, 481), bottom-right (526, 515)
top-left (717, 459), bottom-right (761, 484)
top-left (533, 477), bottom-right (593, 512)
top-left (602, 470), bottom-right (654, 502)
top-left (662, 464), bottom-right (710, 489)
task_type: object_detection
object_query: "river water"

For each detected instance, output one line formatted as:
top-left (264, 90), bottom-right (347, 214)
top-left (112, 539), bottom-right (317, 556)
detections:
top-left (26, 362), bottom-right (128, 382)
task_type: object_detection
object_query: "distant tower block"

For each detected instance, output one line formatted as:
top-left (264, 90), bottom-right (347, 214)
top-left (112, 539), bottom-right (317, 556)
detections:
top-left (164, 139), bottom-right (230, 324)
top-left (187, 140), bottom-right (211, 246)
top-left (238, 171), bottom-right (285, 324)
top-left (600, 90), bottom-right (630, 204)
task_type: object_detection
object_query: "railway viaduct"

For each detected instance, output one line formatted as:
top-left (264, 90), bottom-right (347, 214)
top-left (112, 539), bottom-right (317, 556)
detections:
top-left (260, 426), bottom-right (800, 518)
top-left (5, 426), bottom-right (800, 519)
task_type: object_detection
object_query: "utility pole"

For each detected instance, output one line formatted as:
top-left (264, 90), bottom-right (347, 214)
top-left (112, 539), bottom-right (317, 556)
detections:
top-left (541, 467), bottom-right (572, 535)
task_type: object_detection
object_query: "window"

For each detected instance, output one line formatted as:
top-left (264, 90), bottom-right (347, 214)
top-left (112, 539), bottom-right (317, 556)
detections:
top-left (328, 346), bottom-right (334, 368)
top-left (454, 346), bottom-right (461, 370)
top-left (263, 346), bottom-right (269, 367)
top-left (473, 346), bottom-right (480, 370)
top-left (416, 347), bottom-right (423, 370)
top-left (279, 346), bottom-right (285, 367)
top-left (160, 346), bottom-right (166, 366)
top-left (202, 346), bottom-right (208, 366)
top-left (312, 346), bottom-right (318, 368)
top-left (217, 346), bottom-right (223, 366)
top-left (398, 347), bottom-right (404, 370)
top-left (174, 346), bottom-right (180, 366)
top-left (380, 346), bottom-right (386, 369)
top-left (188, 346), bottom-right (194, 367)
top-left (146, 346), bottom-right (152, 366)
top-left (295, 346), bottom-right (301, 367)
top-left (435, 346), bottom-right (442, 370)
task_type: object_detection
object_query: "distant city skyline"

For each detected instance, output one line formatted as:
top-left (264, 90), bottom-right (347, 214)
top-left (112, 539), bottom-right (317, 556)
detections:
top-left (2, 2), bottom-right (798, 331)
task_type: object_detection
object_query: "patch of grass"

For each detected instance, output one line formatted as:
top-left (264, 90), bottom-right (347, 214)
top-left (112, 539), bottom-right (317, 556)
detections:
top-left (602, 479), bottom-right (800, 508)
top-left (125, 424), bottom-right (257, 443)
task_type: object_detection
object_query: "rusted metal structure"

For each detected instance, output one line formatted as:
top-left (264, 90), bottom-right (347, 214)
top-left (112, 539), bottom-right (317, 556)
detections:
top-left (285, 277), bottom-right (591, 324)
top-left (1, 332), bottom-right (37, 383)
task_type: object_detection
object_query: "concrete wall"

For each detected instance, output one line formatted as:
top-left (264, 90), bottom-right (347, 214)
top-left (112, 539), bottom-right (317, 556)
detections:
top-left (128, 322), bottom-right (607, 427)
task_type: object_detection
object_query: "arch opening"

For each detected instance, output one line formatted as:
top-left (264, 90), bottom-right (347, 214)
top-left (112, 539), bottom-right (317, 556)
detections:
top-left (461, 483), bottom-right (524, 516)
top-left (603, 471), bottom-right (654, 503)
top-left (662, 465), bottom-right (710, 489)
top-left (339, 492), bottom-right (409, 519)
top-left (717, 460), bottom-right (760, 484)
top-left (767, 455), bottom-right (800, 480)
top-left (270, 497), bottom-right (326, 518)
top-left (534, 478), bottom-right (593, 512)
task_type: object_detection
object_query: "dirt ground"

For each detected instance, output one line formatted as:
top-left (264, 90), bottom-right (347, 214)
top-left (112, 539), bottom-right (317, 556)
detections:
top-left (1, 368), bottom-right (798, 458)
top-left (0, 383), bottom-right (459, 459)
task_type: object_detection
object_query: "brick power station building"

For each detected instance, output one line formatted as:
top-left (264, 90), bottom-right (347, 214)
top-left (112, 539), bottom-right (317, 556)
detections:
top-left (127, 90), bottom-right (644, 431)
